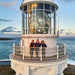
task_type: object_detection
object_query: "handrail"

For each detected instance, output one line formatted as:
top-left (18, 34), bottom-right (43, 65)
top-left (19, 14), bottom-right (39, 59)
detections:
top-left (13, 43), bottom-right (66, 61)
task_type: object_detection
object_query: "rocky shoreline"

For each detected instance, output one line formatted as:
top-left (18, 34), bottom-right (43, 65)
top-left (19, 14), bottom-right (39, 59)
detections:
top-left (0, 65), bottom-right (16, 75)
top-left (63, 65), bottom-right (75, 75)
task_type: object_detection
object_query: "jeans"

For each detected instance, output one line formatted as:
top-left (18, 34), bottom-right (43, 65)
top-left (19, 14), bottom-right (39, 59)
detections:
top-left (35, 48), bottom-right (39, 57)
top-left (30, 48), bottom-right (34, 58)
top-left (42, 48), bottom-right (45, 58)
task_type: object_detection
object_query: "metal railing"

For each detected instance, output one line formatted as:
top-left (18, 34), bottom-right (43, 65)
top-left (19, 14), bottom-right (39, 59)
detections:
top-left (13, 43), bottom-right (66, 61)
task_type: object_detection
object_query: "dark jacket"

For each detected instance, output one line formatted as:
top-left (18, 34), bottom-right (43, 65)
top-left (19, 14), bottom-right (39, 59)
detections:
top-left (30, 43), bottom-right (35, 48)
top-left (41, 43), bottom-right (47, 47)
top-left (35, 42), bottom-right (41, 47)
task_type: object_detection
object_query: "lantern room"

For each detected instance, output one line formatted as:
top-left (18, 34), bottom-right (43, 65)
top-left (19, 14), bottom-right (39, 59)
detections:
top-left (20, 1), bottom-right (58, 35)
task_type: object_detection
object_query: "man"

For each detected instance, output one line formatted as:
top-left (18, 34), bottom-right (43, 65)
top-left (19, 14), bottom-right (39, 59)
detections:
top-left (29, 40), bottom-right (35, 58)
top-left (41, 40), bottom-right (47, 58)
top-left (35, 39), bottom-right (40, 58)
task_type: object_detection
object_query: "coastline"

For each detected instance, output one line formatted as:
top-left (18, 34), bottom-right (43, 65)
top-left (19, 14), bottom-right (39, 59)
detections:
top-left (0, 60), bottom-right (10, 65)
top-left (0, 38), bottom-right (14, 40)
top-left (0, 65), bottom-right (16, 75)
top-left (64, 65), bottom-right (75, 75)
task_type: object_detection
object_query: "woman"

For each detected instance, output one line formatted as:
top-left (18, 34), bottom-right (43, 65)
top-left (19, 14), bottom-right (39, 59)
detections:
top-left (29, 40), bottom-right (35, 58)
top-left (41, 40), bottom-right (47, 58)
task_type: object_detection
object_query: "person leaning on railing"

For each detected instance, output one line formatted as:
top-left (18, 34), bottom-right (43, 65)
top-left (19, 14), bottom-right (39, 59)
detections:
top-left (29, 40), bottom-right (35, 58)
top-left (41, 40), bottom-right (47, 58)
top-left (35, 39), bottom-right (41, 58)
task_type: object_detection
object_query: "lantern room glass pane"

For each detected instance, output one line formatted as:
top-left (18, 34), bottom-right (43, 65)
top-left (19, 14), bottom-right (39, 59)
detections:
top-left (44, 11), bottom-right (50, 34)
top-left (28, 4), bottom-right (31, 10)
top-left (24, 12), bottom-right (27, 34)
top-left (31, 3), bottom-right (36, 10)
top-left (45, 4), bottom-right (50, 10)
top-left (52, 6), bottom-right (55, 12)
top-left (28, 4), bottom-right (36, 11)
top-left (36, 10), bottom-right (43, 34)
top-left (28, 10), bottom-right (36, 34)
top-left (36, 3), bottom-right (43, 9)
top-left (24, 6), bottom-right (27, 11)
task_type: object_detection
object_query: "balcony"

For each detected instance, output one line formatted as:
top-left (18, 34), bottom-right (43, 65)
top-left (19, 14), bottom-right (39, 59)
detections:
top-left (12, 43), bottom-right (67, 61)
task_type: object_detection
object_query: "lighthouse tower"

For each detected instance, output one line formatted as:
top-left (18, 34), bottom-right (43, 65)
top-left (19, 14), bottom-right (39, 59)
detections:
top-left (10, 0), bottom-right (68, 75)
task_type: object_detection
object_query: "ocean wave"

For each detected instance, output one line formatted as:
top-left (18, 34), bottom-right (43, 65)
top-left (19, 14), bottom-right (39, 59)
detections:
top-left (68, 59), bottom-right (75, 65)
top-left (58, 37), bottom-right (75, 41)
top-left (0, 59), bottom-right (10, 61)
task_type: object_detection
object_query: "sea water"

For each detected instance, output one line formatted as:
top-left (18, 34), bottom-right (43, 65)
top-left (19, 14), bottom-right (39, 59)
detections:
top-left (0, 39), bottom-right (20, 60)
top-left (57, 37), bottom-right (75, 65)
top-left (0, 37), bottom-right (75, 65)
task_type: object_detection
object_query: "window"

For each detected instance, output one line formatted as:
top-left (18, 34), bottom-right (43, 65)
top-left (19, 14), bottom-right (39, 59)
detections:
top-left (36, 3), bottom-right (43, 9)
top-left (28, 4), bottom-right (36, 11)
top-left (45, 4), bottom-right (50, 10)
top-left (52, 6), bottom-right (55, 11)
top-left (31, 3), bottom-right (36, 10)
top-left (24, 6), bottom-right (27, 11)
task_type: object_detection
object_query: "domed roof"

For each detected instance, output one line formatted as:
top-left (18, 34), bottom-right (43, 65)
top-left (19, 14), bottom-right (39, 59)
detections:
top-left (23, 0), bottom-right (54, 3)
top-left (20, 0), bottom-right (58, 10)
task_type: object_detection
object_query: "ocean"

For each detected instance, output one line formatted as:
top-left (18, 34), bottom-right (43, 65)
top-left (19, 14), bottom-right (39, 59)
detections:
top-left (57, 37), bottom-right (75, 65)
top-left (0, 37), bottom-right (75, 65)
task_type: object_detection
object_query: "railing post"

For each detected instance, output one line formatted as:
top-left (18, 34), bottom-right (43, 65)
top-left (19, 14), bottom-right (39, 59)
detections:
top-left (40, 47), bottom-right (42, 61)
top-left (48, 26), bottom-right (51, 34)
top-left (13, 43), bottom-right (15, 56)
top-left (57, 45), bottom-right (59, 59)
top-left (23, 46), bottom-right (25, 60)
top-left (63, 43), bottom-right (66, 56)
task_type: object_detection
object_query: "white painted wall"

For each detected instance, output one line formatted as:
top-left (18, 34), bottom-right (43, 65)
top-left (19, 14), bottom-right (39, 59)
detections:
top-left (10, 57), bottom-right (68, 75)
top-left (20, 35), bottom-right (57, 57)
top-left (22, 37), bottom-right (56, 48)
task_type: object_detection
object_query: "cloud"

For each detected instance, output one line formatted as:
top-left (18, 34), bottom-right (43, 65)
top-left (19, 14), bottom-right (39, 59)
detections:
top-left (59, 28), bottom-right (74, 36)
top-left (0, 1), bottom-right (19, 12)
top-left (0, 1), bottom-right (17, 7)
top-left (0, 27), bottom-right (22, 34)
top-left (0, 19), bottom-right (11, 22)
top-left (65, 32), bottom-right (72, 35)
top-left (10, 7), bottom-right (19, 12)
top-left (59, 29), bottom-right (64, 34)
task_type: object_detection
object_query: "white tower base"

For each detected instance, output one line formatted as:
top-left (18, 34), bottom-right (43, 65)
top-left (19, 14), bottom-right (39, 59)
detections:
top-left (10, 54), bottom-right (68, 75)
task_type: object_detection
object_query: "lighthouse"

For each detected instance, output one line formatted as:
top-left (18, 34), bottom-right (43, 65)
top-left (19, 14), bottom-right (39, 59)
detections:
top-left (10, 0), bottom-right (68, 75)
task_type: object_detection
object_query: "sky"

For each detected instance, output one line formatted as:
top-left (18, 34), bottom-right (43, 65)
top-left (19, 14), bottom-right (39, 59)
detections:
top-left (0, 0), bottom-right (75, 37)
top-left (55, 0), bottom-right (75, 36)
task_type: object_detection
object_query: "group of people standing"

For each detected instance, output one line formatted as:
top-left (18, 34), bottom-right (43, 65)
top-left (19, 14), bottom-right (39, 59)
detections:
top-left (29, 39), bottom-right (47, 58)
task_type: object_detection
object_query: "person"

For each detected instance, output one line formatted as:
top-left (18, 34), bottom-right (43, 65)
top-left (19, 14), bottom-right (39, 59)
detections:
top-left (29, 40), bottom-right (35, 58)
top-left (41, 40), bottom-right (47, 58)
top-left (35, 39), bottom-right (41, 58)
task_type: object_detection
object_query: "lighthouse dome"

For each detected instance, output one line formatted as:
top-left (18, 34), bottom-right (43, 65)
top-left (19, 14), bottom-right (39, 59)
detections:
top-left (23, 0), bottom-right (54, 4)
